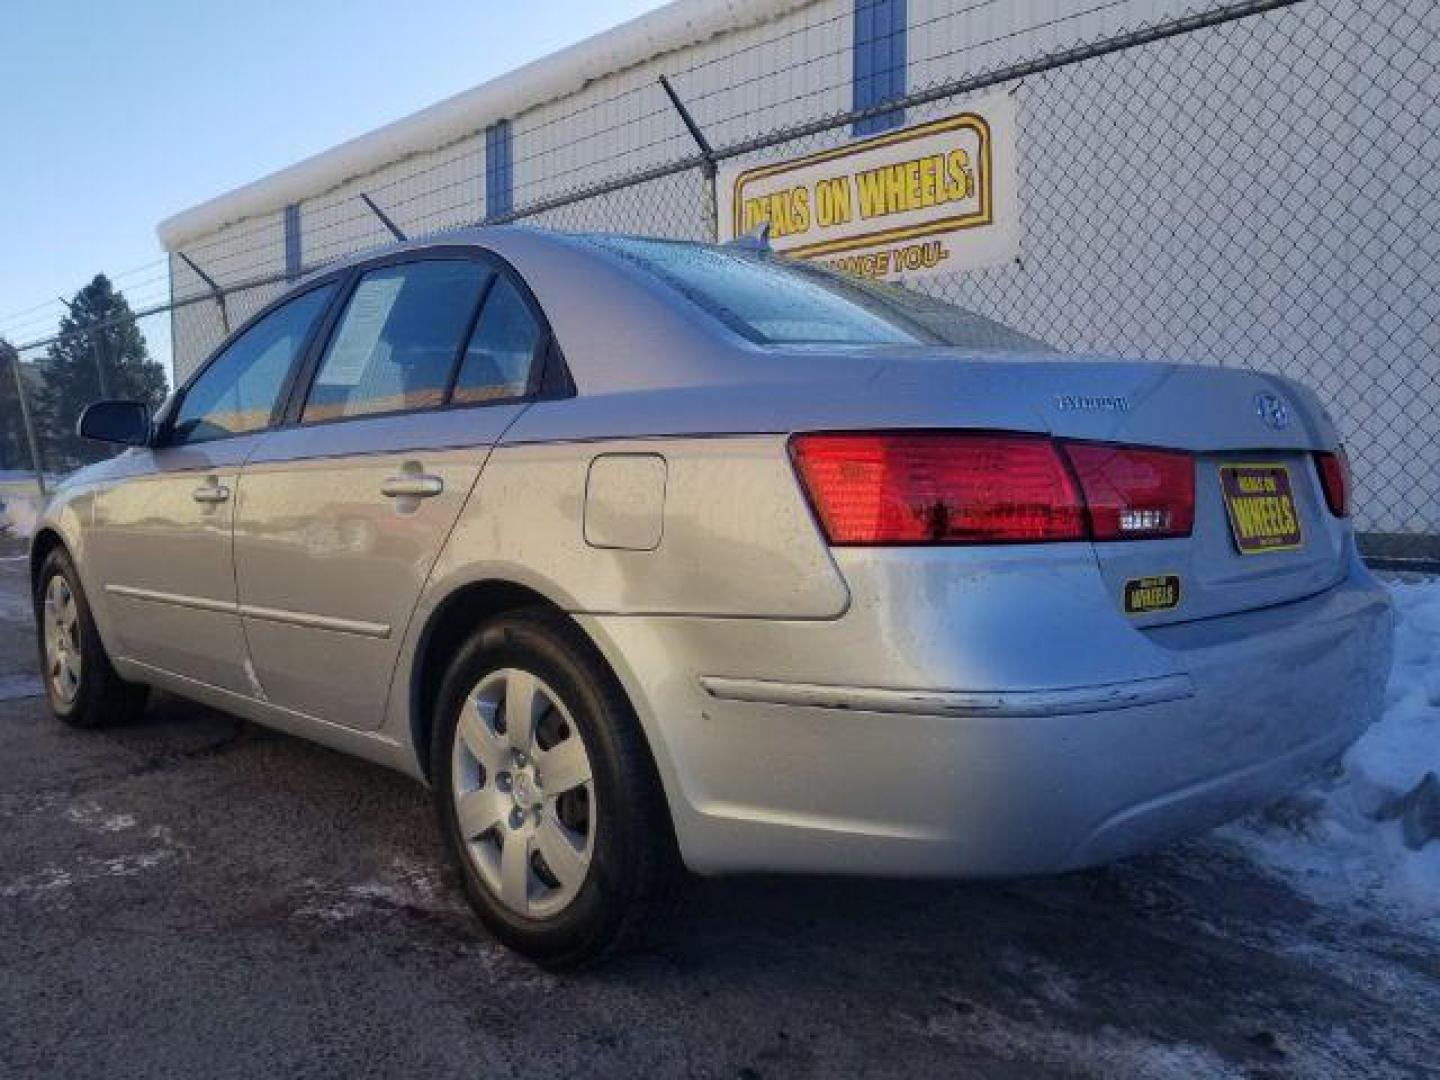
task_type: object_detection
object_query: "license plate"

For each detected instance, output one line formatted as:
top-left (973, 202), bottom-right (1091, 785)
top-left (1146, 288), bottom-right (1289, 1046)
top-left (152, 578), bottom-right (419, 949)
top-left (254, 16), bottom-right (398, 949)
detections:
top-left (1219, 463), bottom-right (1303, 554)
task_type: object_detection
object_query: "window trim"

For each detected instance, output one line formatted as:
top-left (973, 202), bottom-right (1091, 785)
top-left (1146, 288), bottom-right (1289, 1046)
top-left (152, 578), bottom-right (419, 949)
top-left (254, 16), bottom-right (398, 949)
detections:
top-left (442, 269), bottom-right (499, 404)
top-left (447, 271), bottom-right (553, 408)
top-left (157, 274), bottom-right (345, 448)
top-left (280, 245), bottom-right (564, 432)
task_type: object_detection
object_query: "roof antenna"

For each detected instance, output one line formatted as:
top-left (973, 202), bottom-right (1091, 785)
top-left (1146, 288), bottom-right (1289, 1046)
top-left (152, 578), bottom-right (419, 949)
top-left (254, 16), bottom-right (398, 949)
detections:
top-left (726, 220), bottom-right (771, 252)
top-left (359, 193), bottom-right (408, 243)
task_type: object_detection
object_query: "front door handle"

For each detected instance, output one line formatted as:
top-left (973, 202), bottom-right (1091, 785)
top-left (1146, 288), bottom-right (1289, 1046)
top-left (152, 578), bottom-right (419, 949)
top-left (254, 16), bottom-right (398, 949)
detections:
top-left (192, 479), bottom-right (231, 504)
top-left (380, 474), bottom-right (444, 499)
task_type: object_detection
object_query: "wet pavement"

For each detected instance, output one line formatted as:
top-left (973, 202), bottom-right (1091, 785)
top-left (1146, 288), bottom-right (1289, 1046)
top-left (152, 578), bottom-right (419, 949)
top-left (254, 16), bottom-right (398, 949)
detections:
top-left (0, 538), bottom-right (1434, 1079)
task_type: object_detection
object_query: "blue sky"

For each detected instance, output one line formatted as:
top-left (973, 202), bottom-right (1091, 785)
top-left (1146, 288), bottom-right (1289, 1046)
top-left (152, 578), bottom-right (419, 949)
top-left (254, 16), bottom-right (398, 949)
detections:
top-left (0, 0), bottom-right (668, 368)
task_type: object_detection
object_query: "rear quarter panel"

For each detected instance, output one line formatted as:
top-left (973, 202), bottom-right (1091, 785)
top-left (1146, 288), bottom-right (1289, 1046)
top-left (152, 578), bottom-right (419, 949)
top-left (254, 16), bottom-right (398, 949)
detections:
top-left (427, 434), bottom-right (849, 619)
top-left (384, 430), bottom-right (851, 780)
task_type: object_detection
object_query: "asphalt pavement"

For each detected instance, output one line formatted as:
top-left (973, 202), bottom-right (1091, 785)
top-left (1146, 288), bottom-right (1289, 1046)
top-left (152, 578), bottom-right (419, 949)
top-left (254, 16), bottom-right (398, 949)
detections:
top-left (0, 535), bottom-right (1435, 1079)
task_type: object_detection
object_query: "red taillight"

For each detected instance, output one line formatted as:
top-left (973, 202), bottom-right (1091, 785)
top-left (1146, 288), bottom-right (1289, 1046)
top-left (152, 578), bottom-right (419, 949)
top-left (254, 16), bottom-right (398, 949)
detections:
top-left (1315, 449), bottom-right (1351, 517)
top-left (790, 432), bottom-right (1198, 546)
top-left (789, 432), bottom-right (1086, 545)
top-left (1062, 443), bottom-right (1195, 541)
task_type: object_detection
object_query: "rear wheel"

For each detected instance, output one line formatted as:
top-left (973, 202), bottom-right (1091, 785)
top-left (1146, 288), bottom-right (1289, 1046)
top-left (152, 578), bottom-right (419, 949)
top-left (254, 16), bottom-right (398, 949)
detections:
top-left (35, 548), bottom-right (148, 728)
top-left (431, 608), bottom-right (679, 967)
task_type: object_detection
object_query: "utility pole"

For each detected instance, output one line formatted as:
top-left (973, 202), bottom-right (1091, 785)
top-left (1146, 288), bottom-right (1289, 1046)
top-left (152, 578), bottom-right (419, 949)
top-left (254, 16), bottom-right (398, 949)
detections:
top-left (56, 295), bottom-right (112, 400)
top-left (90, 326), bottom-right (112, 400)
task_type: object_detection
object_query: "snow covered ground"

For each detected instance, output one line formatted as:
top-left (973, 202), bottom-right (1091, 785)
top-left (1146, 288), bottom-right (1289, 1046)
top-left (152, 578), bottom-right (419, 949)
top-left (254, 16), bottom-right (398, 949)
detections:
top-left (0, 489), bottom-right (40, 541)
top-left (1228, 574), bottom-right (1440, 931)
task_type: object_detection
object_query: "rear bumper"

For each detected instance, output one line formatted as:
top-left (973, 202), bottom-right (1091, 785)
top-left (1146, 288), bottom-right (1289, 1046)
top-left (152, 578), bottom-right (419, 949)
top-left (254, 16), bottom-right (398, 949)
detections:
top-left (583, 547), bottom-right (1393, 877)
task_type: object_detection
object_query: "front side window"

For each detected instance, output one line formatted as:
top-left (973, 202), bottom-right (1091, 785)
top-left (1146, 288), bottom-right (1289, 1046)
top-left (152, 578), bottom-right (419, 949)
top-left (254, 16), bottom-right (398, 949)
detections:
top-left (587, 235), bottom-right (1047, 352)
top-left (303, 260), bottom-right (493, 423)
top-left (170, 283), bottom-right (334, 445)
top-left (452, 276), bottom-right (541, 405)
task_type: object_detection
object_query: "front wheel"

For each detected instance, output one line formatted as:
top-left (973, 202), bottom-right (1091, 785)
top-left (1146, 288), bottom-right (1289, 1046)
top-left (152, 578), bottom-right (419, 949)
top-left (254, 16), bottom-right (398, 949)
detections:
top-left (431, 608), bottom-right (680, 967)
top-left (35, 548), bottom-right (148, 728)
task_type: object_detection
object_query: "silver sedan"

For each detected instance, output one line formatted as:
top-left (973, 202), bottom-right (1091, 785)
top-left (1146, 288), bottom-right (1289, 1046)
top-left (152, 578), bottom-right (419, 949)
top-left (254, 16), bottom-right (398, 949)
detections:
top-left (31, 229), bottom-right (1394, 965)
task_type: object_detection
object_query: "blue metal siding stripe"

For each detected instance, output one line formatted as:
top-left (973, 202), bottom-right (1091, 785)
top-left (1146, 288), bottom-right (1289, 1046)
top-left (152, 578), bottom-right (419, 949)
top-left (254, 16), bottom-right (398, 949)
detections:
top-left (283, 203), bottom-right (301, 279)
top-left (502, 122), bottom-right (513, 213)
top-left (886, 0), bottom-right (906, 102)
top-left (485, 125), bottom-right (498, 216)
top-left (854, 0), bottom-right (875, 121)
top-left (485, 120), bottom-right (513, 219)
top-left (853, 0), bottom-right (906, 136)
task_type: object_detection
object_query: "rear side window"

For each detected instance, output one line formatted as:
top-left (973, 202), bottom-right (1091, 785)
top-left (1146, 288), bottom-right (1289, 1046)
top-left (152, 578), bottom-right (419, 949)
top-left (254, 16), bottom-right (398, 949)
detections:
top-left (171, 283), bottom-right (334, 445)
top-left (452, 277), bottom-right (541, 405)
top-left (303, 260), bottom-right (492, 423)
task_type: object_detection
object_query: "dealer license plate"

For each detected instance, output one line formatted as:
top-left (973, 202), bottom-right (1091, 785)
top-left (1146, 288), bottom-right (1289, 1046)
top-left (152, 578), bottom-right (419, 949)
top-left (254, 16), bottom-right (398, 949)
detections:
top-left (1219, 463), bottom-right (1303, 554)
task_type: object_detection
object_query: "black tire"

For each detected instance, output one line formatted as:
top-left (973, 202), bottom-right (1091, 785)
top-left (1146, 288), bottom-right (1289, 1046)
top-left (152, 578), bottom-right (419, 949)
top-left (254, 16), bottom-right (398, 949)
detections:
top-left (431, 606), bottom-right (681, 968)
top-left (34, 547), bottom-right (149, 729)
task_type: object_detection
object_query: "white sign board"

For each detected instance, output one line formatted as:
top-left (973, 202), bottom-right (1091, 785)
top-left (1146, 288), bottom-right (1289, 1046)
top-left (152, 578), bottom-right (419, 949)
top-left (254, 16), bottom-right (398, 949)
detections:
top-left (718, 96), bottom-right (1018, 280)
top-left (317, 273), bottom-right (404, 386)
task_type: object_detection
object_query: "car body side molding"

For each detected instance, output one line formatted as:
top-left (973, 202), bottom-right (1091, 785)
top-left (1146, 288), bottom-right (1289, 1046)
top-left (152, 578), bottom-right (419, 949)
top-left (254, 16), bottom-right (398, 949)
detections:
top-left (697, 673), bottom-right (1196, 718)
top-left (105, 584), bottom-right (391, 639)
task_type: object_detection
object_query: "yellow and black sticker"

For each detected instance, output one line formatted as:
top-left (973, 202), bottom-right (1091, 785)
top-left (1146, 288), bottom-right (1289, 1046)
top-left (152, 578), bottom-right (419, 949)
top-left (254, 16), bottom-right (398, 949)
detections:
top-left (1124, 574), bottom-right (1181, 615)
top-left (1219, 463), bottom-right (1303, 555)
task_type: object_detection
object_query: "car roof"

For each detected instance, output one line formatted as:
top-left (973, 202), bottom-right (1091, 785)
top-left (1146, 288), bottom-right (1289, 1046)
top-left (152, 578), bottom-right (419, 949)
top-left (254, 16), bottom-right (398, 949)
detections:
top-left (284, 226), bottom-right (756, 396)
top-left (293, 225), bottom-right (643, 282)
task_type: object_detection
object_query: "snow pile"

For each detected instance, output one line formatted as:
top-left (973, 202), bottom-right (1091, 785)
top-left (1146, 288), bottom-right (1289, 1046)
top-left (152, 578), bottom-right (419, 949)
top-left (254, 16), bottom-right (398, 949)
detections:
top-left (1230, 577), bottom-right (1440, 927)
top-left (0, 490), bottom-right (40, 539)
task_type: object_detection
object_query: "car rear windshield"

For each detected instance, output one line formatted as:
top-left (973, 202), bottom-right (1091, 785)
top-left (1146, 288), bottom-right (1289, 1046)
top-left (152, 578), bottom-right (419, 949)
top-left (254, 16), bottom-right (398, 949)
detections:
top-left (586, 235), bottom-right (1047, 352)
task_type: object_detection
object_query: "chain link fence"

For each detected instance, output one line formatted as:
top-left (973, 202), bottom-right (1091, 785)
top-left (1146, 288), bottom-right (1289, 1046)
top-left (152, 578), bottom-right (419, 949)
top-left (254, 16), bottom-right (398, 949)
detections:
top-left (3, 0), bottom-right (1435, 565)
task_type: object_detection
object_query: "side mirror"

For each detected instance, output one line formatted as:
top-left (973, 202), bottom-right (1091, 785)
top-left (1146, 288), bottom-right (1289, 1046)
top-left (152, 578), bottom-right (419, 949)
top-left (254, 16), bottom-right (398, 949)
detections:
top-left (77, 401), bottom-right (152, 446)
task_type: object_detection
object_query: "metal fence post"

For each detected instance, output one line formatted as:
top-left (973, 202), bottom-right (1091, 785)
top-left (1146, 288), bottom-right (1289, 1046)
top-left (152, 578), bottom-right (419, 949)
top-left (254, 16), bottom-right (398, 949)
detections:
top-left (7, 348), bottom-right (47, 498)
top-left (176, 251), bottom-right (230, 337)
top-left (659, 74), bottom-right (719, 242)
top-left (358, 193), bottom-right (409, 243)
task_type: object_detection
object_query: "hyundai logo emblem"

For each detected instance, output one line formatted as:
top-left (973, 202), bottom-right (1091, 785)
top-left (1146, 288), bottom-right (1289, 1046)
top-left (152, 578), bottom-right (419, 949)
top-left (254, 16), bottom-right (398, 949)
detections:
top-left (1255, 392), bottom-right (1290, 431)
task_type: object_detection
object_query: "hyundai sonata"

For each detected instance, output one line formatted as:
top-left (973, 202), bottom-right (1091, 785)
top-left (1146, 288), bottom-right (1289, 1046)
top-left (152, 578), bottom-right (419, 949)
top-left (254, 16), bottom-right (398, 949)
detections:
top-left (31, 229), bottom-right (1393, 965)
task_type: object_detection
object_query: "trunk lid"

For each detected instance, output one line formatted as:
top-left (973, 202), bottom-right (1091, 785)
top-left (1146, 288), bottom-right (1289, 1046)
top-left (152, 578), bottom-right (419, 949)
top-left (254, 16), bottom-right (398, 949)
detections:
top-left (1033, 358), bottom-right (1347, 625)
top-left (855, 352), bottom-right (1350, 624)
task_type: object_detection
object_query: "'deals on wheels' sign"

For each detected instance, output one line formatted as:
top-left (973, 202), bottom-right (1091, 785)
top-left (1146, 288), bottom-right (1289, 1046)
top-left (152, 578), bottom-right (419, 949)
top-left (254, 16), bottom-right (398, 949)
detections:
top-left (718, 95), bottom-right (1018, 280)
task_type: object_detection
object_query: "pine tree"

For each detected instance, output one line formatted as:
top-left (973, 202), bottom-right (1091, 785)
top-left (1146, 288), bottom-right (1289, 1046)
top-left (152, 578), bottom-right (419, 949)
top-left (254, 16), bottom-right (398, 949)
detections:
top-left (35, 275), bottom-right (168, 469)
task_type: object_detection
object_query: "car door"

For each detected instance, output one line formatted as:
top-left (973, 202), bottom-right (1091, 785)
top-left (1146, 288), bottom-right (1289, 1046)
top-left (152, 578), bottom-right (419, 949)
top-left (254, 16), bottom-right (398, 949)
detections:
top-left (232, 252), bottom-right (550, 731)
top-left (89, 281), bottom-right (338, 693)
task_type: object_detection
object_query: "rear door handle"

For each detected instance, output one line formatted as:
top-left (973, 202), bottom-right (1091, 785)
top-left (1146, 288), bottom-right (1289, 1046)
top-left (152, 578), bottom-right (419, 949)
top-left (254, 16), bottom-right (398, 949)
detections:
top-left (192, 480), bottom-right (231, 504)
top-left (380, 474), bottom-right (444, 499)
